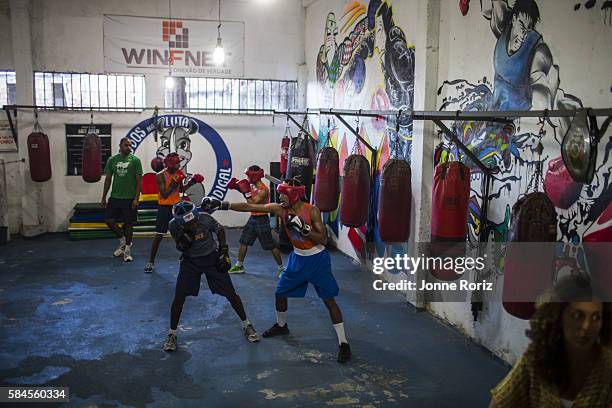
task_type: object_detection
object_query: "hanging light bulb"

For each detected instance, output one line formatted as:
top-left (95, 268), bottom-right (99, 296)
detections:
top-left (165, 76), bottom-right (174, 89)
top-left (213, 0), bottom-right (225, 66)
top-left (213, 36), bottom-right (225, 65)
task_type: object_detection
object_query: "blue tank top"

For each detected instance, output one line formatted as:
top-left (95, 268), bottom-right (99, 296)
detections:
top-left (492, 26), bottom-right (542, 111)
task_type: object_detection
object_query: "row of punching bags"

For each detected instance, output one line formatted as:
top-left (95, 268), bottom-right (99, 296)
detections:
top-left (27, 128), bottom-right (102, 183)
top-left (282, 129), bottom-right (470, 246)
top-left (281, 130), bottom-right (416, 242)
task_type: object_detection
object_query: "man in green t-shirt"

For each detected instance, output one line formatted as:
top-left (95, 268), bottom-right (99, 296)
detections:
top-left (101, 137), bottom-right (143, 262)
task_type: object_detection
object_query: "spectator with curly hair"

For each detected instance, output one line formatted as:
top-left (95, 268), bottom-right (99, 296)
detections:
top-left (490, 273), bottom-right (612, 408)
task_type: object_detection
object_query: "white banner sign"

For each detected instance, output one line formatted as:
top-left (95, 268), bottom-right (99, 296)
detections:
top-left (0, 120), bottom-right (17, 152)
top-left (104, 15), bottom-right (244, 77)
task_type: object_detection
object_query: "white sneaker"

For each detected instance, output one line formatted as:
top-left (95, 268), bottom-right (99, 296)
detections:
top-left (113, 237), bottom-right (126, 257)
top-left (244, 324), bottom-right (260, 343)
top-left (123, 244), bottom-right (133, 262)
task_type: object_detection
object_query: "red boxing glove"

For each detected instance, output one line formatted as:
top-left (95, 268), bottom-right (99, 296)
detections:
top-left (227, 177), bottom-right (240, 190)
top-left (459, 0), bottom-right (469, 16)
top-left (236, 179), bottom-right (252, 198)
top-left (190, 173), bottom-right (204, 184)
top-left (174, 170), bottom-right (186, 183)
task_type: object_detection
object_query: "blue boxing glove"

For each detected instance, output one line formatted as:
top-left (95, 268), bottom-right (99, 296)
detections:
top-left (287, 215), bottom-right (311, 236)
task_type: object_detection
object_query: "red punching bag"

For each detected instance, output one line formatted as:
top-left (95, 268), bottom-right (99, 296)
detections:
top-left (430, 162), bottom-right (470, 281)
top-left (378, 159), bottom-right (411, 242)
top-left (314, 147), bottom-right (339, 211)
top-left (280, 133), bottom-right (290, 178)
top-left (82, 133), bottom-right (102, 183)
top-left (503, 192), bottom-right (557, 319)
top-left (27, 128), bottom-right (52, 182)
top-left (340, 154), bottom-right (370, 227)
top-left (544, 156), bottom-right (582, 210)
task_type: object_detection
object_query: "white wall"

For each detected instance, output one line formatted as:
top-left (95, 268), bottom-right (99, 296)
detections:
top-left (0, 0), bottom-right (304, 233)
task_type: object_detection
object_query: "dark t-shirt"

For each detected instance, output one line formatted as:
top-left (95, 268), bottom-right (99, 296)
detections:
top-left (169, 213), bottom-right (220, 257)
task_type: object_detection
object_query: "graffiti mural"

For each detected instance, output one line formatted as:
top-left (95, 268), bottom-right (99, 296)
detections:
top-left (125, 115), bottom-right (233, 205)
top-left (315, 0), bottom-right (415, 258)
top-left (573, 0), bottom-right (612, 25)
top-left (438, 0), bottom-right (611, 258)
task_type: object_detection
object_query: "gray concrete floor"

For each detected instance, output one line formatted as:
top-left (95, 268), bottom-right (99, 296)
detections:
top-left (0, 230), bottom-right (509, 407)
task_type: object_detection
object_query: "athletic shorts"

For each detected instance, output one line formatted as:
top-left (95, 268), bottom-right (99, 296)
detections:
top-left (105, 197), bottom-right (138, 224)
top-left (239, 215), bottom-right (277, 250)
top-left (175, 252), bottom-right (237, 298)
top-left (275, 249), bottom-right (339, 300)
top-left (155, 205), bottom-right (174, 233)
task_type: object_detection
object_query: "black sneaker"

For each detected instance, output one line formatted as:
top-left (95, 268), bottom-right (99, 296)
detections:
top-left (337, 342), bottom-right (351, 363)
top-left (262, 323), bottom-right (289, 338)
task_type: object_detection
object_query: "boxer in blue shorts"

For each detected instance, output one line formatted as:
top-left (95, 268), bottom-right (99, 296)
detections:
top-left (201, 179), bottom-right (351, 363)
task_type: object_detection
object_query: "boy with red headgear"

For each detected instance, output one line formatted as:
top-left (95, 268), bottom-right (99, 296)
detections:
top-left (144, 152), bottom-right (204, 273)
top-left (201, 179), bottom-right (351, 363)
top-left (226, 165), bottom-right (284, 276)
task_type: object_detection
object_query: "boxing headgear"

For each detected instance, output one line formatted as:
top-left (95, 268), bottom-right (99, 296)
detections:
top-left (277, 183), bottom-right (306, 206)
top-left (245, 166), bottom-right (264, 184)
top-left (164, 153), bottom-right (181, 171)
top-left (172, 201), bottom-right (199, 225)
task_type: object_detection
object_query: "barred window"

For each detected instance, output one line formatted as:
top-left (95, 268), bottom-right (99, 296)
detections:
top-left (34, 72), bottom-right (146, 111)
top-left (165, 77), bottom-right (298, 114)
top-left (0, 71), bottom-right (17, 106)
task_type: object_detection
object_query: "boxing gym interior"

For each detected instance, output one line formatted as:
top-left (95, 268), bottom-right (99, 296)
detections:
top-left (1, 0), bottom-right (611, 407)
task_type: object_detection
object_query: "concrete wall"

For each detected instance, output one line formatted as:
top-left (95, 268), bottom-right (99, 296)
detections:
top-left (304, 0), bottom-right (612, 364)
top-left (0, 0), bottom-right (13, 69)
top-left (0, 0), bottom-right (304, 233)
top-left (432, 0), bottom-right (612, 363)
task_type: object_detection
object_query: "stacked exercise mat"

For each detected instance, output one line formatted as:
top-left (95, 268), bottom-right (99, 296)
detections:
top-left (68, 194), bottom-right (166, 240)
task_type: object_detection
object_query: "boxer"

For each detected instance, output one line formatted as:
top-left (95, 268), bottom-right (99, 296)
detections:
top-left (227, 165), bottom-right (284, 277)
top-left (201, 179), bottom-right (351, 363)
top-left (163, 201), bottom-right (259, 352)
top-left (144, 153), bottom-right (203, 273)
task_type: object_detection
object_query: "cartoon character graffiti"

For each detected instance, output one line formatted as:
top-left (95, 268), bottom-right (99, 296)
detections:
top-left (434, 0), bottom-right (612, 280)
top-left (154, 117), bottom-right (206, 204)
top-left (315, 1), bottom-right (416, 257)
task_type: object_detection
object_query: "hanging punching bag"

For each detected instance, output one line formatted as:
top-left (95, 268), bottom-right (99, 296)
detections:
top-left (27, 130), bottom-right (52, 182)
top-left (503, 192), bottom-right (557, 319)
top-left (430, 162), bottom-right (470, 281)
top-left (314, 147), bottom-right (340, 212)
top-left (286, 131), bottom-right (315, 198)
top-left (280, 133), bottom-right (290, 178)
top-left (378, 159), bottom-right (411, 242)
top-left (340, 154), bottom-right (370, 227)
top-left (82, 133), bottom-right (102, 183)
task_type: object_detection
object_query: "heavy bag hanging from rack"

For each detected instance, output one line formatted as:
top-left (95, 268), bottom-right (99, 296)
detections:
top-left (280, 123), bottom-right (291, 178)
top-left (430, 161), bottom-right (470, 281)
top-left (82, 115), bottom-right (102, 183)
top-left (82, 133), bottom-right (101, 182)
top-left (313, 121), bottom-right (339, 212)
top-left (503, 142), bottom-right (557, 320)
top-left (27, 114), bottom-right (52, 182)
top-left (286, 116), bottom-right (315, 198)
top-left (340, 133), bottom-right (370, 227)
top-left (378, 128), bottom-right (411, 242)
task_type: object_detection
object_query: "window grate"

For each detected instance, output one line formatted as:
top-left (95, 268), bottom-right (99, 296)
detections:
top-left (165, 77), bottom-right (298, 114)
top-left (33, 72), bottom-right (146, 111)
top-left (0, 71), bottom-right (17, 107)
